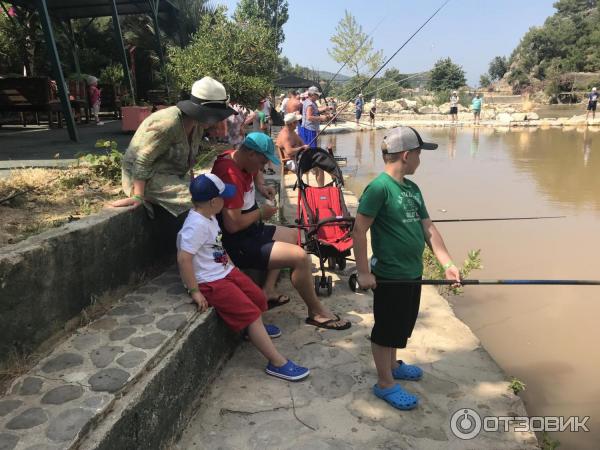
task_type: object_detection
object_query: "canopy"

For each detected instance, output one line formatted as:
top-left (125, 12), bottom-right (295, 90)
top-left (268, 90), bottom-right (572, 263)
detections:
top-left (275, 75), bottom-right (316, 89)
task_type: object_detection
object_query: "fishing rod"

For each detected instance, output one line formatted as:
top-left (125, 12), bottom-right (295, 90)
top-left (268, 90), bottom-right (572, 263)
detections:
top-left (281, 216), bottom-right (565, 231)
top-left (348, 274), bottom-right (600, 292)
top-left (321, 16), bottom-right (387, 98)
top-left (433, 215), bottom-right (565, 223)
top-left (309, 0), bottom-right (452, 146)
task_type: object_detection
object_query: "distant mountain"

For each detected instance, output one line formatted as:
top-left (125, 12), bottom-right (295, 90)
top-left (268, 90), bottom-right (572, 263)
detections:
top-left (317, 70), bottom-right (351, 82)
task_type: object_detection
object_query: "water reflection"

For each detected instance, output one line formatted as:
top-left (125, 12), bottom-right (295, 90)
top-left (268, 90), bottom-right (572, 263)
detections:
top-left (354, 132), bottom-right (363, 164)
top-left (448, 127), bottom-right (457, 159)
top-left (583, 129), bottom-right (592, 167)
top-left (470, 127), bottom-right (480, 157)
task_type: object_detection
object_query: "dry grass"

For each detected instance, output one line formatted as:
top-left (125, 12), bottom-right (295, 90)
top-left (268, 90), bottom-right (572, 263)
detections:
top-left (0, 166), bottom-right (121, 247)
top-left (0, 348), bottom-right (40, 395)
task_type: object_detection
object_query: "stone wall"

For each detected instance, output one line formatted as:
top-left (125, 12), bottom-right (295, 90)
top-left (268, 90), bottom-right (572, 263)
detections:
top-left (0, 206), bottom-right (180, 365)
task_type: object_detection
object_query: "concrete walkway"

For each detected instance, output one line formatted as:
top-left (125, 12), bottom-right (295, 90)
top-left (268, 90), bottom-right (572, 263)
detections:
top-left (175, 174), bottom-right (538, 449)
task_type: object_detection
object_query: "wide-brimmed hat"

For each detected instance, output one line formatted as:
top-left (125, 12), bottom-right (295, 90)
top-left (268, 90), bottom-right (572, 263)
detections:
top-left (307, 86), bottom-right (321, 96)
top-left (381, 126), bottom-right (438, 153)
top-left (284, 113), bottom-right (302, 124)
top-left (177, 76), bottom-right (237, 124)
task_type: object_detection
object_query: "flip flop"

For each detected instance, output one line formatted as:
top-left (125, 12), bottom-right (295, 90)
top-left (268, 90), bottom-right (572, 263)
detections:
top-left (372, 383), bottom-right (418, 410)
top-left (267, 294), bottom-right (291, 310)
top-left (392, 360), bottom-right (423, 381)
top-left (305, 314), bottom-right (351, 331)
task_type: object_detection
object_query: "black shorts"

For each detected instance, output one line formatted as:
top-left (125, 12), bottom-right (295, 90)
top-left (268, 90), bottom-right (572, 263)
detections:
top-left (587, 102), bottom-right (597, 111)
top-left (223, 222), bottom-right (276, 271)
top-left (371, 276), bottom-right (422, 348)
top-left (450, 106), bottom-right (458, 114)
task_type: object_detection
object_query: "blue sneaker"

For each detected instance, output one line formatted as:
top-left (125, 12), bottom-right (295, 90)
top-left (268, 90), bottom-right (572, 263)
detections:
top-left (265, 360), bottom-right (310, 381)
top-left (242, 324), bottom-right (282, 340)
top-left (264, 324), bottom-right (282, 338)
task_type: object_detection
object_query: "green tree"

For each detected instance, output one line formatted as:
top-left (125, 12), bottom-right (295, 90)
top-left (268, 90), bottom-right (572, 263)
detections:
top-left (171, 0), bottom-right (216, 46)
top-left (233, 0), bottom-right (289, 52)
top-left (377, 68), bottom-right (412, 100)
top-left (488, 56), bottom-right (508, 80)
top-left (168, 7), bottom-right (278, 106)
top-left (427, 57), bottom-right (466, 93)
top-left (480, 74), bottom-right (492, 88)
top-left (328, 10), bottom-right (384, 77)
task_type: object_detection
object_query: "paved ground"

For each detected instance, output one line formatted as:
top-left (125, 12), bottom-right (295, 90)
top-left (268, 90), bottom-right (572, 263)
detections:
top-left (174, 175), bottom-right (538, 450)
top-left (0, 120), bottom-right (131, 166)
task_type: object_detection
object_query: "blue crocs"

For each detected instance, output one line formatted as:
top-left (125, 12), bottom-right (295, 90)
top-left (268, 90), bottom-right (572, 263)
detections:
top-left (373, 383), bottom-right (418, 410)
top-left (264, 324), bottom-right (282, 338)
top-left (265, 360), bottom-right (310, 381)
top-left (243, 324), bottom-right (282, 340)
top-left (392, 360), bottom-right (423, 381)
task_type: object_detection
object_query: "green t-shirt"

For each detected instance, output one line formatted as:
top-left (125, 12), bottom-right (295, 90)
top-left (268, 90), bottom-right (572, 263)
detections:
top-left (357, 173), bottom-right (429, 279)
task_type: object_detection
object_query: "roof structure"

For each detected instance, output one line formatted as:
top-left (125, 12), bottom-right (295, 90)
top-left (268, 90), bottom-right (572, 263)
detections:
top-left (8, 0), bottom-right (178, 20)
top-left (275, 75), bottom-right (316, 89)
top-left (6, 0), bottom-right (178, 142)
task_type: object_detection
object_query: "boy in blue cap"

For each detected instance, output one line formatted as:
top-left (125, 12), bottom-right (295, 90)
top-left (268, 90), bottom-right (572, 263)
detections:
top-left (177, 173), bottom-right (310, 381)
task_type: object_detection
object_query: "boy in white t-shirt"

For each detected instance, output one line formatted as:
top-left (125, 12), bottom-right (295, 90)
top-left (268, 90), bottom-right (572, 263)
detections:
top-left (177, 173), bottom-right (310, 381)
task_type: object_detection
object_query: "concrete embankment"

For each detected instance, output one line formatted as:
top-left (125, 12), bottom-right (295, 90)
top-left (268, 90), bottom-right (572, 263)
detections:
top-left (175, 173), bottom-right (538, 449)
top-left (325, 115), bottom-right (600, 134)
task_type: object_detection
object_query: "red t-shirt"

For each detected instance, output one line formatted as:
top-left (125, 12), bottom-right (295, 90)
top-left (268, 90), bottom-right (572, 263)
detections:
top-left (211, 150), bottom-right (256, 211)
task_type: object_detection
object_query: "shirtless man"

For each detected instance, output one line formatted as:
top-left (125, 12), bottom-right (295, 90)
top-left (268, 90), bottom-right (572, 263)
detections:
top-left (285, 91), bottom-right (302, 114)
top-left (277, 112), bottom-right (325, 186)
top-left (276, 113), bottom-right (308, 172)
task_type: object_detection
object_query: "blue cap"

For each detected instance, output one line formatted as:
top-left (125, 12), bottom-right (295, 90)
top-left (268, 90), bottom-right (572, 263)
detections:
top-left (243, 132), bottom-right (280, 165)
top-left (190, 173), bottom-right (236, 202)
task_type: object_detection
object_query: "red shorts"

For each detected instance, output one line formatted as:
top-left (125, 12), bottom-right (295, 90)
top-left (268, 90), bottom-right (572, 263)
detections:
top-left (198, 267), bottom-right (267, 332)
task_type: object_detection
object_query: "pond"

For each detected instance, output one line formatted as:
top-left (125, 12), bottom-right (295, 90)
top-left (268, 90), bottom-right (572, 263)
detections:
top-left (325, 127), bottom-right (600, 449)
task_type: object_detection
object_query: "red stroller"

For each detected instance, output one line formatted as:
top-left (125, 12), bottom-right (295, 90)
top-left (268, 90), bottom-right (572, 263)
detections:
top-left (294, 148), bottom-right (354, 296)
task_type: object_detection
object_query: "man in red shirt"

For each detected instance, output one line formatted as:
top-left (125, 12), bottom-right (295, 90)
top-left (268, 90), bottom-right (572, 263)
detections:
top-left (212, 132), bottom-right (350, 330)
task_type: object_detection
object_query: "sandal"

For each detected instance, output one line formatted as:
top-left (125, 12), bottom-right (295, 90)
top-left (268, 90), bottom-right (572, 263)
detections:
top-left (392, 360), bottom-right (423, 381)
top-left (267, 294), bottom-right (291, 310)
top-left (373, 383), bottom-right (418, 410)
top-left (305, 314), bottom-right (351, 330)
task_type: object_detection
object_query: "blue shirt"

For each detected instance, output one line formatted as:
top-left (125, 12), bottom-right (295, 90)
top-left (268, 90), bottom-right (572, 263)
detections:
top-left (355, 97), bottom-right (364, 111)
top-left (301, 99), bottom-right (319, 132)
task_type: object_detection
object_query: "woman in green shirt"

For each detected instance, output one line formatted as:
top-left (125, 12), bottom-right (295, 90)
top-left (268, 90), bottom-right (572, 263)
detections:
top-left (113, 76), bottom-right (237, 217)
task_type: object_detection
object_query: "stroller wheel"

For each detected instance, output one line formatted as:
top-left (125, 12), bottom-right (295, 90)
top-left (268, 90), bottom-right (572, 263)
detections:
top-left (336, 256), bottom-right (347, 270)
top-left (326, 276), bottom-right (333, 296)
top-left (349, 273), bottom-right (358, 292)
top-left (314, 275), bottom-right (321, 296)
top-left (327, 257), bottom-right (336, 270)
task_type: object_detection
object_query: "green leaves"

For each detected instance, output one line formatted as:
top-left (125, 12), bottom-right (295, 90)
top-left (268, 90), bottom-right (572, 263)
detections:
top-left (168, 9), bottom-right (278, 106)
top-left (427, 58), bottom-right (467, 93)
top-left (328, 10), bottom-right (383, 78)
top-left (76, 140), bottom-right (123, 182)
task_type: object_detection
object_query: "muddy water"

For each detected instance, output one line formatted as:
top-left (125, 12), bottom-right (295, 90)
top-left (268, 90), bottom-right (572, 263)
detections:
top-left (326, 127), bottom-right (600, 449)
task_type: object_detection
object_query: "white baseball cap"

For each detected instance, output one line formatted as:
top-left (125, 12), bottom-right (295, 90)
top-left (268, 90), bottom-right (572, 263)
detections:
top-left (284, 113), bottom-right (302, 124)
top-left (381, 127), bottom-right (438, 153)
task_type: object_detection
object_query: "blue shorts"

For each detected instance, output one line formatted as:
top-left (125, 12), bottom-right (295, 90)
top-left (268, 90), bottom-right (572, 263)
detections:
top-left (355, 110), bottom-right (362, 120)
top-left (222, 222), bottom-right (276, 271)
top-left (299, 127), bottom-right (318, 148)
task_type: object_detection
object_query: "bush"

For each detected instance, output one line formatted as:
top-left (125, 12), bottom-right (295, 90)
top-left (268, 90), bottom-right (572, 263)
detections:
top-left (76, 140), bottom-right (123, 182)
top-left (169, 7), bottom-right (278, 106)
top-left (99, 64), bottom-right (124, 86)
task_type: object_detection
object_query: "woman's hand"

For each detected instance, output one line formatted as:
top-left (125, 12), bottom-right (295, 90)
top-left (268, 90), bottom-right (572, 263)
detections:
top-left (111, 197), bottom-right (143, 208)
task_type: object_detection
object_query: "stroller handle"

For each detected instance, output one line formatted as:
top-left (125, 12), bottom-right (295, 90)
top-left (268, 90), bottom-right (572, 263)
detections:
top-left (307, 216), bottom-right (355, 237)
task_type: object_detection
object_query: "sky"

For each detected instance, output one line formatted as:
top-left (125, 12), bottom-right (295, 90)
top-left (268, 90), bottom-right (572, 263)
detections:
top-left (214, 0), bottom-right (557, 86)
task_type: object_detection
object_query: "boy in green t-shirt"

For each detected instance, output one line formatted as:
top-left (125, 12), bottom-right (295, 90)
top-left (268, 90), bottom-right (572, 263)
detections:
top-left (352, 126), bottom-right (461, 410)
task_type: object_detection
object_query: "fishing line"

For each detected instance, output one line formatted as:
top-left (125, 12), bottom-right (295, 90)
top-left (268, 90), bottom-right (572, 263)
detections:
top-left (309, 0), bottom-right (452, 145)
